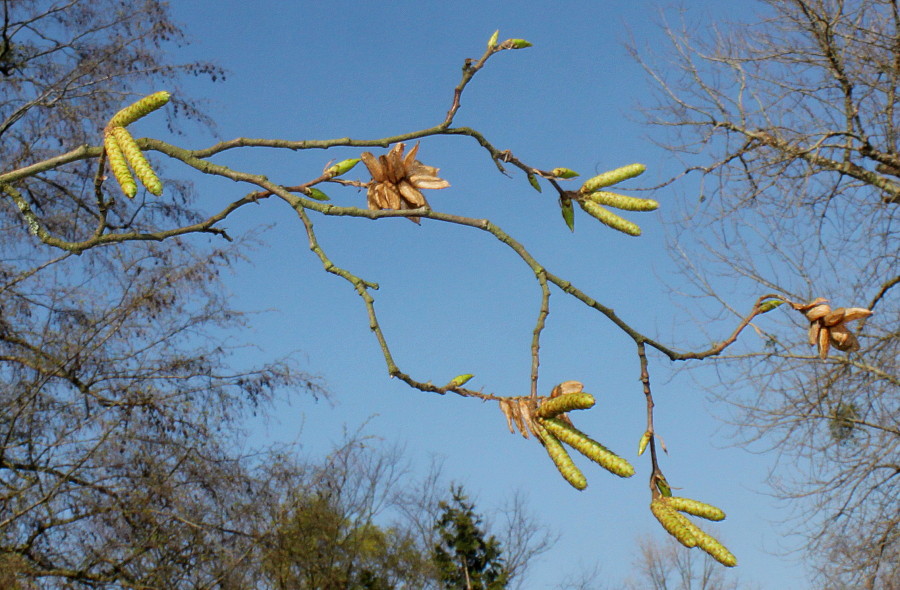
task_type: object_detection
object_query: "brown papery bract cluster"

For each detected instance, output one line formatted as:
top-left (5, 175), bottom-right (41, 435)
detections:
top-left (360, 142), bottom-right (450, 223)
top-left (792, 298), bottom-right (873, 358)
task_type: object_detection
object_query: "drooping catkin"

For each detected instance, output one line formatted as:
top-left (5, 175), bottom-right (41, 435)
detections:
top-left (540, 418), bottom-right (635, 478)
top-left (110, 127), bottom-right (162, 195)
top-left (104, 131), bottom-right (137, 198)
top-left (108, 91), bottom-right (171, 127)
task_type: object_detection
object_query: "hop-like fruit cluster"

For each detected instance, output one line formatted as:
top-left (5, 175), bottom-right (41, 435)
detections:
top-left (791, 298), bottom-right (872, 358)
top-left (103, 91), bottom-right (170, 198)
top-left (360, 142), bottom-right (450, 223)
top-left (651, 496), bottom-right (736, 567)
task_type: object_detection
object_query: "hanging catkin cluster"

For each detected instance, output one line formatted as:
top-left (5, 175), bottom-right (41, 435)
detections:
top-left (499, 381), bottom-right (635, 491)
top-left (104, 91), bottom-right (170, 198)
top-left (651, 495), bottom-right (736, 566)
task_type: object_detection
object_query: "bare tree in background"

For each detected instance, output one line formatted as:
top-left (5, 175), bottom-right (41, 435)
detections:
top-left (0, 2), bottom-right (326, 587)
top-left (624, 536), bottom-right (748, 590)
top-left (636, 1), bottom-right (899, 587)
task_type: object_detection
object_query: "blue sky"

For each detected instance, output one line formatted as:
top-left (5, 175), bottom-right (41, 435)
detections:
top-left (148, 1), bottom-right (811, 587)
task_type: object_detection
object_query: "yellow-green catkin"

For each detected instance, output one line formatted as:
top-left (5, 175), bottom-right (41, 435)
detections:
top-left (666, 497), bottom-right (726, 521)
top-left (104, 131), bottom-right (137, 198)
top-left (536, 392), bottom-right (595, 419)
top-left (540, 418), bottom-right (635, 477)
top-left (109, 91), bottom-right (171, 127)
top-left (588, 191), bottom-right (658, 211)
top-left (534, 421), bottom-right (587, 490)
top-left (578, 200), bottom-right (641, 236)
top-left (690, 526), bottom-right (738, 567)
top-left (651, 500), bottom-right (698, 548)
top-left (110, 127), bottom-right (162, 196)
top-left (580, 163), bottom-right (645, 193)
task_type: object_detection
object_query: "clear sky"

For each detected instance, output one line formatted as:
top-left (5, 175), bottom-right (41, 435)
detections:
top-left (152, 1), bottom-right (811, 588)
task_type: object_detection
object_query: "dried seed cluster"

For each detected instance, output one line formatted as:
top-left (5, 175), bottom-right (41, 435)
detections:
top-left (791, 298), bottom-right (872, 358)
top-left (360, 142), bottom-right (450, 223)
top-left (104, 91), bottom-right (170, 198)
top-left (651, 496), bottom-right (736, 567)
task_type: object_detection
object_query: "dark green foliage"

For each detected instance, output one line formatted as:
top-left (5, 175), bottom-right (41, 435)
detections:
top-left (432, 486), bottom-right (510, 590)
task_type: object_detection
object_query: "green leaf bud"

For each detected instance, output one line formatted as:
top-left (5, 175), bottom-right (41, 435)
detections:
top-left (487, 29), bottom-right (500, 49)
top-left (560, 198), bottom-right (575, 232)
top-left (326, 158), bottom-right (361, 178)
top-left (655, 475), bottom-right (672, 497)
top-left (550, 167), bottom-right (580, 179)
top-left (501, 38), bottom-right (533, 50)
top-left (306, 187), bottom-right (331, 201)
top-left (758, 299), bottom-right (784, 313)
top-left (527, 173), bottom-right (542, 193)
top-left (580, 163), bottom-right (646, 193)
top-left (447, 373), bottom-right (475, 388)
top-left (638, 431), bottom-right (651, 456)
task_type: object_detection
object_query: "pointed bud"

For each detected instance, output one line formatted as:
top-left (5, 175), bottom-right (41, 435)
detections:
top-left (325, 158), bottom-right (361, 178)
top-left (551, 167), bottom-right (580, 179)
top-left (527, 173), bottom-right (542, 193)
top-left (500, 38), bottom-right (533, 50)
top-left (580, 163), bottom-right (646, 193)
top-left (560, 198), bottom-right (575, 232)
top-left (487, 29), bottom-right (500, 49)
top-left (306, 187), bottom-right (331, 201)
top-left (758, 299), bottom-right (784, 313)
top-left (447, 374), bottom-right (474, 388)
top-left (638, 431), bottom-right (651, 456)
top-left (655, 475), bottom-right (672, 497)
top-left (109, 91), bottom-right (171, 127)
